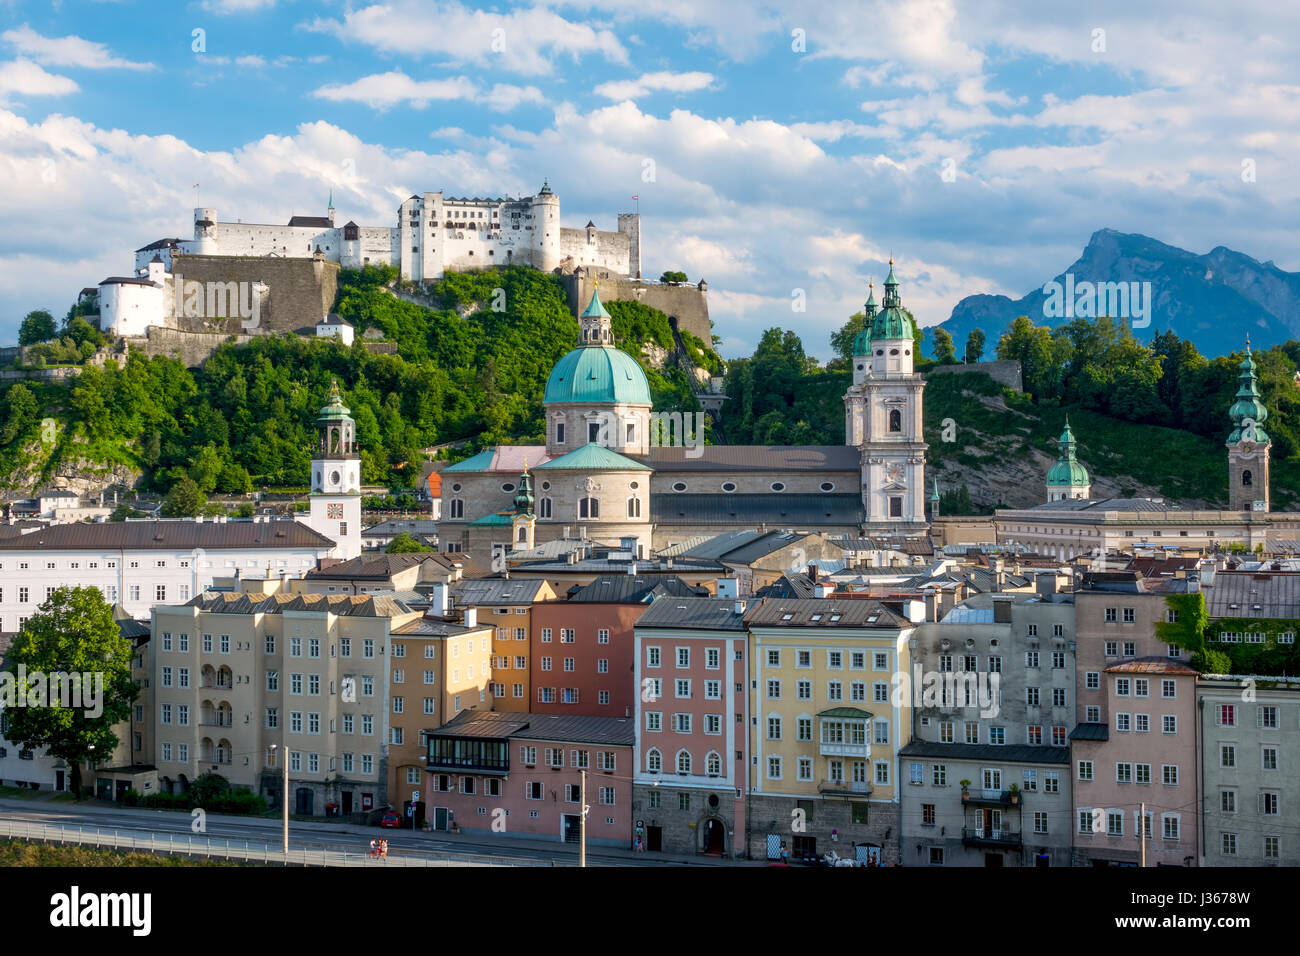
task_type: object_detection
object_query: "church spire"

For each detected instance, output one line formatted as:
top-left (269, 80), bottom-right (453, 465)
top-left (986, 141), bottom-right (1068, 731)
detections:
top-left (1228, 337), bottom-right (1269, 444)
top-left (882, 257), bottom-right (900, 308)
top-left (864, 279), bottom-right (877, 319)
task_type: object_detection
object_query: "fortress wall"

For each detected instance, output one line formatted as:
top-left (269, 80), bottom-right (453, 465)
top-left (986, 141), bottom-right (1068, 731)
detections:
top-left (565, 274), bottom-right (713, 345)
top-left (170, 254), bottom-right (339, 334)
top-left (924, 358), bottom-right (1023, 392)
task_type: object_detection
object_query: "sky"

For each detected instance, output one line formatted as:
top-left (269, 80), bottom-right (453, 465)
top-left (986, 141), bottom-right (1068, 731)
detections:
top-left (0, 0), bottom-right (1297, 358)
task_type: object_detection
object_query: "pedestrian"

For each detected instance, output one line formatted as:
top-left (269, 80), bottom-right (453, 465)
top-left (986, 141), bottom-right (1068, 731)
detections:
top-left (380, 839), bottom-right (388, 859)
top-left (369, 838), bottom-right (376, 858)
top-left (780, 842), bottom-right (789, 865)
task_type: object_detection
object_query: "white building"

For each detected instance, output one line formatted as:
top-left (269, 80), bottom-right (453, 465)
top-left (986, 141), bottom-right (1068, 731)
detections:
top-left (303, 383), bottom-right (362, 560)
top-left (0, 518), bottom-right (336, 630)
top-left (315, 313), bottom-right (354, 346)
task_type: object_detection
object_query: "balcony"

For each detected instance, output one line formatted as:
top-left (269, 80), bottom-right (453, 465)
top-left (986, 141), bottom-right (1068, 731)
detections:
top-left (961, 789), bottom-right (1020, 807)
top-left (818, 779), bottom-right (871, 798)
top-left (962, 827), bottom-right (1022, 847)
top-left (819, 742), bottom-right (869, 758)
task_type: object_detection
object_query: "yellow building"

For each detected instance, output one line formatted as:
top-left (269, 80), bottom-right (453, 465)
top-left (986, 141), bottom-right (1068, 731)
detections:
top-left (746, 598), bottom-right (916, 864)
top-left (387, 608), bottom-right (494, 821)
top-left (452, 579), bottom-right (557, 712)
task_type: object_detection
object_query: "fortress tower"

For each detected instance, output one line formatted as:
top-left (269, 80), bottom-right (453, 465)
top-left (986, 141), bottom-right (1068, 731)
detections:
top-left (531, 180), bottom-right (561, 272)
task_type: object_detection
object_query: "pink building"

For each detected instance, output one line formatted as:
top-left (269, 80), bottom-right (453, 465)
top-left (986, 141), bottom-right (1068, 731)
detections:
top-left (1071, 659), bottom-right (1199, 865)
top-left (631, 596), bottom-right (750, 858)
top-left (1070, 574), bottom-right (1200, 865)
top-left (424, 710), bottom-right (634, 847)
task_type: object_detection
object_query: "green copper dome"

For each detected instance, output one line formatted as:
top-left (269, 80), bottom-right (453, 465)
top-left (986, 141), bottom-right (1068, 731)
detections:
top-left (1046, 419), bottom-right (1090, 487)
top-left (853, 281), bottom-right (878, 356)
top-left (315, 380), bottom-right (352, 421)
top-left (1227, 341), bottom-right (1269, 444)
top-left (544, 347), bottom-right (649, 404)
top-left (869, 261), bottom-right (915, 341)
top-left (513, 469), bottom-right (535, 516)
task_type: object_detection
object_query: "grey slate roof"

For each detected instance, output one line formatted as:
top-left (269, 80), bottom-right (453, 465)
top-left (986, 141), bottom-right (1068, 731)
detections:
top-left (307, 553), bottom-right (436, 580)
top-left (187, 591), bottom-right (413, 617)
top-left (651, 493), bottom-right (861, 526)
top-left (643, 445), bottom-right (860, 472)
top-left (454, 578), bottom-right (551, 606)
top-left (1021, 497), bottom-right (1171, 513)
top-left (287, 215), bottom-right (333, 227)
top-left (1206, 571), bottom-right (1300, 619)
top-left (429, 710), bottom-right (635, 746)
top-left (567, 575), bottom-right (706, 604)
top-left (1069, 722), bottom-right (1110, 741)
top-left (746, 598), bottom-right (905, 628)
top-left (361, 519), bottom-right (439, 537)
top-left (757, 573), bottom-right (815, 599)
top-left (0, 519), bottom-right (334, 551)
top-left (635, 596), bottom-right (749, 630)
top-left (899, 741), bottom-right (1070, 764)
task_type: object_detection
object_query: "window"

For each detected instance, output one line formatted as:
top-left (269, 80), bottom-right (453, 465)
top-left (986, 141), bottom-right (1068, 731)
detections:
top-left (1105, 607), bottom-right (1117, 623)
top-left (1034, 812), bottom-right (1049, 834)
top-left (1163, 715), bottom-right (1177, 734)
top-left (1086, 671), bottom-right (1100, 690)
top-left (1077, 761), bottom-right (1093, 781)
top-left (647, 646), bottom-right (660, 667)
top-left (1162, 764), bottom-right (1179, 786)
top-left (1221, 832), bottom-right (1237, 856)
top-left (797, 680), bottom-right (811, 700)
top-left (767, 716), bottom-right (782, 740)
top-left (1115, 713), bottom-right (1130, 733)
top-left (766, 679), bottom-right (781, 699)
top-left (767, 756), bottom-right (782, 779)
top-left (1044, 771), bottom-right (1059, 794)
top-left (1221, 744), bottom-right (1236, 768)
top-left (1218, 704), bottom-right (1236, 726)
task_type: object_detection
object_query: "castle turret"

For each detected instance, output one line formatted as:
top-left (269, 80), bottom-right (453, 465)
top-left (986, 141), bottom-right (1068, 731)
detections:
top-left (531, 180), bottom-right (560, 272)
top-left (193, 207), bottom-right (218, 255)
top-left (1227, 338), bottom-right (1270, 512)
top-left (304, 380), bottom-right (362, 559)
top-left (1046, 417), bottom-right (1091, 501)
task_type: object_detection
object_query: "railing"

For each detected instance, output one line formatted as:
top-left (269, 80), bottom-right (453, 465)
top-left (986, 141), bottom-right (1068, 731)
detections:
top-left (961, 827), bottom-right (1022, 846)
top-left (0, 818), bottom-right (556, 867)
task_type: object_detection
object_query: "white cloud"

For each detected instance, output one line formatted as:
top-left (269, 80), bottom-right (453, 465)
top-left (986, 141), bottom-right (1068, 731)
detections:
top-left (593, 71), bottom-right (714, 100)
top-left (303, 1), bottom-right (629, 76)
top-left (0, 59), bottom-right (78, 103)
top-left (2, 26), bottom-right (155, 70)
top-left (312, 72), bottom-right (477, 110)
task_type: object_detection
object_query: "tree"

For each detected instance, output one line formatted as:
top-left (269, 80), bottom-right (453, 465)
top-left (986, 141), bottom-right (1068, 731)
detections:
top-left (386, 531), bottom-right (432, 553)
top-left (2, 586), bottom-right (137, 799)
top-left (931, 328), bottom-right (957, 364)
top-left (659, 271), bottom-right (688, 284)
top-left (161, 476), bottom-right (206, 517)
top-left (108, 503), bottom-right (144, 521)
top-left (830, 312), bottom-right (866, 365)
top-left (964, 329), bottom-right (986, 364)
top-left (18, 310), bottom-right (56, 346)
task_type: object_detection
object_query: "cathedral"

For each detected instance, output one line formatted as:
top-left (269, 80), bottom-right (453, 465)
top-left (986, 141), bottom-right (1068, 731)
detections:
top-left (437, 265), bottom-right (929, 555)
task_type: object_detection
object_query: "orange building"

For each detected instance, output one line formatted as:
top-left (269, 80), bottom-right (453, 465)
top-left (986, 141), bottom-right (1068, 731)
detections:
top-left (453, 578), bottom-right (557, 712)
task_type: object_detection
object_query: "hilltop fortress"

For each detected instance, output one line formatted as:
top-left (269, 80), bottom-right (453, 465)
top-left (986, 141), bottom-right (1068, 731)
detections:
top-left (90, 182), bottom-right (711, 359)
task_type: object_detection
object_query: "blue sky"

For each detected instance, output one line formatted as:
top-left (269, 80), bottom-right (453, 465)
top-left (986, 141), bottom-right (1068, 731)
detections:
top-left (1, 0), bottom-right (1298, 357)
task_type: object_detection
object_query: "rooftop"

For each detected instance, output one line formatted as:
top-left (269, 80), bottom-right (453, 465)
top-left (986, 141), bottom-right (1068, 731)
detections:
top-left (1205, 570), bottom-right (1300, 619)
top-left (566, 575), bottom-right (706, 604)
top-left (746, 598), bottom-right (905, 628)
top-left (428, 710), bottom-right (634, 746)
top-left (634, 596), bottom-right (748, 630)
top-left (304, 553), bottom-right (438, 581)
top-left (184, 591), bottom-right (414, 618)
top-left (453, 578), bottom-right (552, 606)
top-left (0, 519), bottom-right (335, 552)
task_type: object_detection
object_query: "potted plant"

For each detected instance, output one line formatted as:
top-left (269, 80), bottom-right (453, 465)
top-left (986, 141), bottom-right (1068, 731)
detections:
top-left (959, 779), bottom-right (971, 802)
top-left (1008, 783), bottom-right (1020, 805)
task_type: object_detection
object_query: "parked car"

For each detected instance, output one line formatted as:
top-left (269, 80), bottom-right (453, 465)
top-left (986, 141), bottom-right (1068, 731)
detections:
top-left (379, 812), bottom-right (401, 828)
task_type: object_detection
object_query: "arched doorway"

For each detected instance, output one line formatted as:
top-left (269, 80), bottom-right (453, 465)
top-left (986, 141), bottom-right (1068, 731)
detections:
top-left (703, 818), bottom-right (726, 855)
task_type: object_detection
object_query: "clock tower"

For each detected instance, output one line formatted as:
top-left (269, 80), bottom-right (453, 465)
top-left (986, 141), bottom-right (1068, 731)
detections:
top-left (1226, 338), bottom-right (1271, 513)
top-left (306, 381), bottom-right (362, 558)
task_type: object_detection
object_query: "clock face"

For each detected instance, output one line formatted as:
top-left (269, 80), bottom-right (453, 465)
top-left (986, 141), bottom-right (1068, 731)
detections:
top-left (326, 504), bottom-right (344, 519)
top-left (330, 470), bottom-right (341, 486)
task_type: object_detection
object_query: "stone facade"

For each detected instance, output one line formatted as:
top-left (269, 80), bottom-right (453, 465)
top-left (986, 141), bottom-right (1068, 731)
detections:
top-left (565, 273), bottom-right (712, 345)
top-left (746, 792), bottom-right (899, 864)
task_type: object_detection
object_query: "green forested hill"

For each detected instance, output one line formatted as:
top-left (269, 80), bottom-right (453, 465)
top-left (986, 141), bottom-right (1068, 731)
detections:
top-left (0, 266), bottom-right (714, 497)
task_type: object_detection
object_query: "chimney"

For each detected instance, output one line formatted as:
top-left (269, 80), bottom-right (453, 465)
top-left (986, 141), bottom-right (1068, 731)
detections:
top-left (816, 582), bottom-right (834, 599)
top-left (628, 561), bottom-right (637, 576)
top-left (430, 582), bottom-right (449, 616)
top-left (733, 599), bottom-right (747, 616)
top-left (464, 606), bottom-right (477, 628)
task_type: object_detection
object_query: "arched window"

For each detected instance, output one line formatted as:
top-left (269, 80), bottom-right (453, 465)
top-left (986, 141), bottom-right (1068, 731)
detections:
top-left (627, 497), bottom-right (641, 518)
top-left (706, 751), bottom-right (722, 775)
top-left (517, 526), bottom-right (528, 543)
top-left (647, 748), bottom-right (661, 772)
top-left (449, 499), bottom-right (464, 519)
top-left (676, 750), bottom-right (692, 774)
top-left (1242, 469), bottom-right (1253, 486)
top-left (579, 497), bottom-right (599, 519)
top-left (888, 409), bottom-right (902, 432)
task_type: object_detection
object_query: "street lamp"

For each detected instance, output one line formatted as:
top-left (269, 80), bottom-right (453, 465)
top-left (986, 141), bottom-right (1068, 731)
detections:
top-left (269, 743), bottom-right (288, 855)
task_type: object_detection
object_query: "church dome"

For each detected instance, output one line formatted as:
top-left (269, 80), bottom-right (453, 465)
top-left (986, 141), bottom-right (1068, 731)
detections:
top-left (868, 262), bottom-right (915, 341)
top-left (1046, 420), bottom-right (1090, 487)
top-left (544, 286), bottom-right (652, 406)
top-left (544, 346), bottom-right (652, 405)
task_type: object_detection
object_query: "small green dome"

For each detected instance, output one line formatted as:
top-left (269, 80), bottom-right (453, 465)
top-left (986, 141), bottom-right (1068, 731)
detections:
top-left (1047, 420), bottom-right (1090, 486)
top-left (544, 346), bottom-right (651, 405)
top-left (870, 306), bottom-right (915, 341)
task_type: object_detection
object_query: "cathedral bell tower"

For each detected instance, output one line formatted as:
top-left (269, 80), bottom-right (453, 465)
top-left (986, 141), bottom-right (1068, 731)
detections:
top-left (306, 380), bottom-right (362, 559)
top-left (1226, 338), bottom-right (1270, 513)
top-left (843, 261), bottom-right (928, 533)
top-left (511, 466), bottom-right (536, 551)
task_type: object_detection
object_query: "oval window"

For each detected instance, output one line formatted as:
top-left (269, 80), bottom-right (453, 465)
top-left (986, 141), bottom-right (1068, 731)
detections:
top-left (890, 348), bottom-right (899, 355)
top-left (820, 482), bottom-right (835, 492)
top-left (630, 481), bottom-right (639, 490)
top-left (501, 483), bottom-right (515, 493)
top-left (876, 349), bottom-right (884, 356)
top-left (770, 482), bottom-right (786, 492)
top-left (451, 483), bottom-right (462, 493)
top-left (541, 481), bottom-right (550, 491)
top-left (330, 470), bottom-right (341, 485)
top-left (672, 481), bottom-right (687, 492)
top-left (721, 482), bottom-right (737, 493)
top-left (856, 364), bottom-right (864, 371)
top-left (904, 349), bottom-right (911, 355)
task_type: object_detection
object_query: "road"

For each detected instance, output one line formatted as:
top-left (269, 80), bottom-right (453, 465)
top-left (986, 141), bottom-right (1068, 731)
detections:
top-left (0, 798), bottom-right (708, 867)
